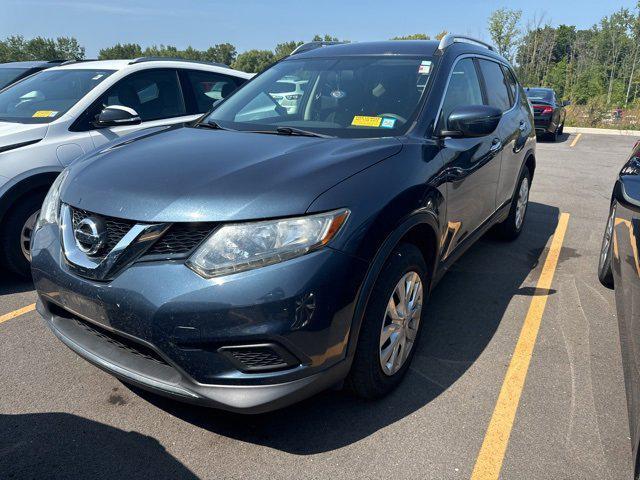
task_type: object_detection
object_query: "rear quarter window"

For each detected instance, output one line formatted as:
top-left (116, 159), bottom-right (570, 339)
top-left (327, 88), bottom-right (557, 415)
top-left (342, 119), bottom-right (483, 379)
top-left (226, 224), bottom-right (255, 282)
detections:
top-left (478, 59), bottom-right (512, 112)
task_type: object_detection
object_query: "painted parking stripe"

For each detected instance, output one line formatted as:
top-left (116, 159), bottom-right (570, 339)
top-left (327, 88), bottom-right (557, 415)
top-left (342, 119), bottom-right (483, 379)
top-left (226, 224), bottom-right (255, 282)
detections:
top-left (0, 303), bottom-right (36, 325)
top-left (570, 133), bottom-right (582, 147)
top-left (470, 212), bottom-right (570, 480)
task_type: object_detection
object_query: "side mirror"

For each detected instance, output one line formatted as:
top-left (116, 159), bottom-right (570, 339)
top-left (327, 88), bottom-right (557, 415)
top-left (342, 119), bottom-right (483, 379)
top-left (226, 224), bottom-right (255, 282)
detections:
top-left (562, 100), bottom-right (571, 107)
top-left (440, 105), bottom-right (502, 138)
top-left (93, 105), bottom-right (141, 128)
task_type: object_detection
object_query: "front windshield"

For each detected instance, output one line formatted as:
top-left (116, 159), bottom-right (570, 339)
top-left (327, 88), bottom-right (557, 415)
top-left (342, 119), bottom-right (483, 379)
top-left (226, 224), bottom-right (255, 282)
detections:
top-left (0, 69), bottom-right (114, 124)
top-left (526, 88), bottom-right (553, 103)
top-left (0, 68), bottom-right (29, 89)
top-left (206, 56), bottom-right (434, 138)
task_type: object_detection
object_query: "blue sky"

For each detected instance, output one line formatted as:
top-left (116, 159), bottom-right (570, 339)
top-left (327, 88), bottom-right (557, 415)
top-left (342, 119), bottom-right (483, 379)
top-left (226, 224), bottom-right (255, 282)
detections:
top-left (0, 0), bottom-right (637, 57)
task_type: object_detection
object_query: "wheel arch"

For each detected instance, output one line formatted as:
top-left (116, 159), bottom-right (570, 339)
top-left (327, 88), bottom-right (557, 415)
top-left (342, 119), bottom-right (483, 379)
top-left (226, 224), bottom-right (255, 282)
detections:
top-left (0, 169), bottom-right (62, 225)
top-left (524, 149), bottom-right (536, 183)
top-left (344, 212), bottom-right (441, 362)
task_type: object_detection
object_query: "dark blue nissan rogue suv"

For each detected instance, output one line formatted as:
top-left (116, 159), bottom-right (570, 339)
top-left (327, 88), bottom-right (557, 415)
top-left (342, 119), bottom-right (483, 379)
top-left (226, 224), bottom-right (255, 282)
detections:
top-left (31, 36), bottom-right (536, 413)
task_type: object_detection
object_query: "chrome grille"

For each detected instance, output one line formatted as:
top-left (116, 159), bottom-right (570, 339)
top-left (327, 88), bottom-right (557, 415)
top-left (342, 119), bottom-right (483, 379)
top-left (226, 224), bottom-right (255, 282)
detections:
top-left (68, 207), bottom-right (214, 261)
top-left (70, 207), bottom-right (135, 257)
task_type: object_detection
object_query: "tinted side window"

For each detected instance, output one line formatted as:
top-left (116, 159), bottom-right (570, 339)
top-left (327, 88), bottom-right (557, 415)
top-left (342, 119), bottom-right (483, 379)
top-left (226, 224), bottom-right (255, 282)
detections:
top-left (501, 66), bottom-right (518, 106)
top-left (478, 59), bottom-right (511, 112)
top-left (101, 69), bottom-right (186, 122)
top-left (440, 58), bottom-right (484, 129)
top-left (184, 70), bottom-right (241, 113)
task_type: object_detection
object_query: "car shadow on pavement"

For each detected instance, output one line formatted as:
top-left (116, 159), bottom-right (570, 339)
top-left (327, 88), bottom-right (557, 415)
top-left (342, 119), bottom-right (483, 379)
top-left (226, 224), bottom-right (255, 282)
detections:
top-left (0, 412), bottom-right (199, 479)
top-left (539, 133), bottom-right (571, 144)
top-left (0, 270), bottom-right (33, 295)
top-left (135, 202), bottom-right (568, 455)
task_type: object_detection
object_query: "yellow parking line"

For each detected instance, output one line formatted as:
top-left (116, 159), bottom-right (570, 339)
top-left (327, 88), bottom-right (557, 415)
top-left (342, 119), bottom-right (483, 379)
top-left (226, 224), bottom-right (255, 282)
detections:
top-left (470, 212), bottom-right (570, 480)
top-left (0, 303), bottom-right (36, 325)
top-left (570, 133), bottom-right (582, 147)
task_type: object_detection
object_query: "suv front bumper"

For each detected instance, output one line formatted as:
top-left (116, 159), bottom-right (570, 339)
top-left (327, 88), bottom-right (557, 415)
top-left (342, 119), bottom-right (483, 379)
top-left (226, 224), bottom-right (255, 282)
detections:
top-left (32, 222), bottom-right (367, 413)
top-left (39, 298), bottom-right (350, 413)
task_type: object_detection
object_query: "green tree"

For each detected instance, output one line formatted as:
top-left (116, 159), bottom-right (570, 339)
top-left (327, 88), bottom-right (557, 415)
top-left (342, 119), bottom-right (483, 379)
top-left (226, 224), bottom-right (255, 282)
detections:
top-left (0, 35), bottom-right (84, 62)
top-left (98, 43), bottom-right (143, 60)
top-left (391, 34), bottom-right (430, 40)
top-left (488, 8), bottom-right (522, 62)
top-left (204, 43), bottom-right (237, 65)
top-left (274, 41), bottom-right (304, 60)
top-left (232, 49), bottom-right (275, 73)
top-left (142, 44), bottom-right (180, 57)
top-left (312, 34), bottom-right (341, 42)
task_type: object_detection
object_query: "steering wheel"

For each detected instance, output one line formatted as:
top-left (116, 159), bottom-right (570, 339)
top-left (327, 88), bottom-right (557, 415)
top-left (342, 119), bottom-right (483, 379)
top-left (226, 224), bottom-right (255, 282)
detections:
top-left (380, 113), bottom-right (407, 124)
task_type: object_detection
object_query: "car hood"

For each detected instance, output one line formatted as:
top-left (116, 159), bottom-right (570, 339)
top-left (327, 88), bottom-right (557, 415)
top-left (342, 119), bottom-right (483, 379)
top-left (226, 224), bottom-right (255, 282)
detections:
top-left (0, 121), bottom-right (48, 149)
top-left (62, 125), bottom-right (402, 222)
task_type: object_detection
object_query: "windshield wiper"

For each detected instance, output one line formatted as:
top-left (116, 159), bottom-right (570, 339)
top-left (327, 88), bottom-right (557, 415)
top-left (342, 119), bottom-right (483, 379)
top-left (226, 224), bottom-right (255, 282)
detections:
top-left (196, 120), bottom-right (235, 131)
top-left (275, 126), bottom-right (332, 138)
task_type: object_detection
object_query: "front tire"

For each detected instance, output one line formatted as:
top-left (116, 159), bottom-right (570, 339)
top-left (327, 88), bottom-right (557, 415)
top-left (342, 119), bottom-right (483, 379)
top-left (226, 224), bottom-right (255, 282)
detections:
top-left (496, 167), bottom-right (531, 241)
top-left (348, 243), bottom-right (428, 399)
top-left (0, 193), bottom-right (45, 278)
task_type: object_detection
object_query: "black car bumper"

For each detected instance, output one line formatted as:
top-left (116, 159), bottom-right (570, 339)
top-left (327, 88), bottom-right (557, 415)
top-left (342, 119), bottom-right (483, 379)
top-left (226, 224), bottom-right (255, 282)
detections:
top-left (534, 115), bottom-right (554, 134)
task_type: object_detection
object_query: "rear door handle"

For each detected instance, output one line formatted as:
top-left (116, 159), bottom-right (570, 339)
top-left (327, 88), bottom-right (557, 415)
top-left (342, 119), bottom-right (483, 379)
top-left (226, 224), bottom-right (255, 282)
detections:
top-left (490, 138), bottom-right (503, 154)
top-left (519, 121), bottom-right (527, 132)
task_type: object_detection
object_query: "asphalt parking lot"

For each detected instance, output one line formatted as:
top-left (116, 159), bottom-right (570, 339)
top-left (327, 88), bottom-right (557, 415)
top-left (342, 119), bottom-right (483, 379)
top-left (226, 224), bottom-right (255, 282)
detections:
top-left (0, 132), bottom-right (636, 479)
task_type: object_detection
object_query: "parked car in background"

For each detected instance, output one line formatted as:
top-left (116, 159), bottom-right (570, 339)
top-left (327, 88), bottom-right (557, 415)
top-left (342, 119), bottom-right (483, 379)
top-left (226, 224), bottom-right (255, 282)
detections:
top-left (0, 60), bottom-right (65, 90)
top-left (31, 36), bottom-right (535, 413)
top-left (525, 87), bottom-right (568, 142)
top-left (0, 57), bottom-right (251, 277)
top-left (269, 78), bottom-right (308, 114)
top-left (598, 140), bottom-right (640, 476)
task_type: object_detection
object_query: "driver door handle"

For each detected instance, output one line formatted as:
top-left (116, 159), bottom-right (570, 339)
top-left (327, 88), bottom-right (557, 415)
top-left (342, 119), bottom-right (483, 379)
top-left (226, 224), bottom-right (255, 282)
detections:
top-left (490, 138), bottom-right (503, 154)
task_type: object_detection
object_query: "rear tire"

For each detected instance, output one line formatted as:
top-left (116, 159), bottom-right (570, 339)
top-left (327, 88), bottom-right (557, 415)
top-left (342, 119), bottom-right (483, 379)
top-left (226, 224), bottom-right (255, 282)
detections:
top-left (598, 202), bottom-right (615, 289)
top-left (496, 167), bottom-right (531, 241)
top-left (348, 243), bottom-right (428, 399)
top-left (0, 193), bottom-right (45, 278)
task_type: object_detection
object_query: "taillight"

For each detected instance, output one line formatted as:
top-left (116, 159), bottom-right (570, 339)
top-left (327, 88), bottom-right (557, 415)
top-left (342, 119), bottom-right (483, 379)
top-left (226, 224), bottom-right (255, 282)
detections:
top-left (541, 106), bottom-right (553, 115)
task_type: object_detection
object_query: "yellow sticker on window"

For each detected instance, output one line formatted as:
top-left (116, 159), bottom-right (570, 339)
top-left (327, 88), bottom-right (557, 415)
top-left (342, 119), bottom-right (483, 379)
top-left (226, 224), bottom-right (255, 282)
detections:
top-left (351, 115), bottom-right (382, 127)
top-left (32, 110), bottom-right (58, 118)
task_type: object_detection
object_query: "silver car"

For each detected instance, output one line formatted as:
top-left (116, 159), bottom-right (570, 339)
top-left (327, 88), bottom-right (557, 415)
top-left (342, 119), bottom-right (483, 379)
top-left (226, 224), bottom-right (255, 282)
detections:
top-left (0, 58), bottom-right (251, 276)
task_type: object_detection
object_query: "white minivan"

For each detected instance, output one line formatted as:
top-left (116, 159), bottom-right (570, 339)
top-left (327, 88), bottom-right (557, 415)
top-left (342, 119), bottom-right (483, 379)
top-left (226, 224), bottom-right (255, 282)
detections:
top-left (0, 58), bottom-right (251, 276)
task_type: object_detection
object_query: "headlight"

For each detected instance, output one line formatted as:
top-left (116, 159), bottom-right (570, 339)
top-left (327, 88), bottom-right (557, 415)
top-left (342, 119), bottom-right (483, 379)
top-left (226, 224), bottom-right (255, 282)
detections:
top-left (187, 209), bottom-right (350, 278)
top-left (35, 169), bottom-right (68, 230)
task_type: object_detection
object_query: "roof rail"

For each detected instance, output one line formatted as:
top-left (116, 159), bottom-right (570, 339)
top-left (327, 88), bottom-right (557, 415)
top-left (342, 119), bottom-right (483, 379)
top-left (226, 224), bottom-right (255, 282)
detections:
top-left (129, 57), bottom-right (229, 68)
top-left (290, 41), bottom-right (346, 56)
top-left (59, 59), bottom-right (98, 65)
top-left (438, 34), bottom-right (495, 52)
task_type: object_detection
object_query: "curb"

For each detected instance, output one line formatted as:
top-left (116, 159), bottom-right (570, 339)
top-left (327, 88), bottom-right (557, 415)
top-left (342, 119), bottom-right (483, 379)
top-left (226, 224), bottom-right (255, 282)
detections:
top-left (564, 126), bottom-right (640, 136)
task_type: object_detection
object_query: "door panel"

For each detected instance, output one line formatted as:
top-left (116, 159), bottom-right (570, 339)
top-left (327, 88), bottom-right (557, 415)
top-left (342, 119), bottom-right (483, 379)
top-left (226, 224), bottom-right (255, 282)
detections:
top-left (477, 59), bottom-right (524, 209)
top-left (496, 67), bottom-right (529, 206)
top-left (438, 57), bottom-right (501, 258)
top-left (440, 135), bottom-right (503, 257)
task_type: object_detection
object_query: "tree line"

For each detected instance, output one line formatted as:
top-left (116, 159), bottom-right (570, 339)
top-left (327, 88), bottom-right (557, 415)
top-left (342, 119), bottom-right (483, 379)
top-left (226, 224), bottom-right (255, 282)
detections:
top-left (2, 3), bottom-right (640, 112)
top-left (489, 3), bottom-right (640, 110)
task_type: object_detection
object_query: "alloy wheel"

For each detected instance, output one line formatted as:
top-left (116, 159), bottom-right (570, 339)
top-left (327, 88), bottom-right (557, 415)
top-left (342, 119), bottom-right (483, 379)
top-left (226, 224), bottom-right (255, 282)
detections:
top-left (379, 271), bottom-right (423, 376)
top-left (20, 209), bottom-right (40, 262)
top-left (600, 205), bottom-right (615, 272)
top-left (515, 177), bottom-right (529, 230)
